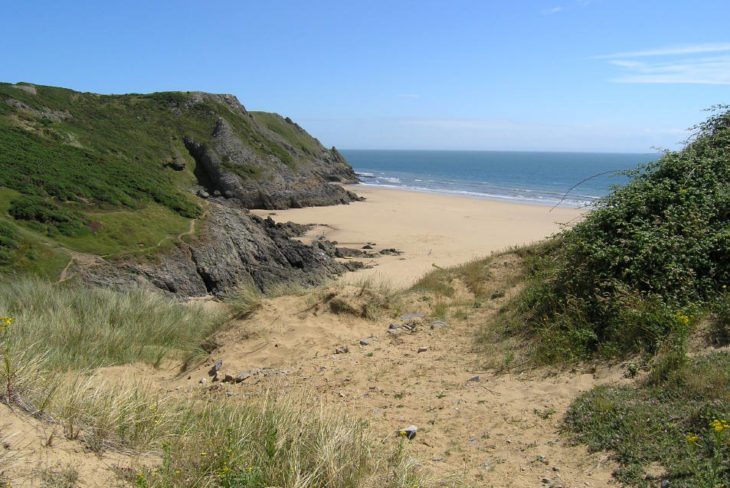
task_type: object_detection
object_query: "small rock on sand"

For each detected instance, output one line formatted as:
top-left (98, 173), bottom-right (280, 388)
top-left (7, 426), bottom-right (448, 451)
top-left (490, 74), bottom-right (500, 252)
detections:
top-left (335, 346), bottom-right (349, 354)
top-left (359, 338), bottom-right (371, 346)
top-left (208, 359), bottom-right (223, 377)
top-left (398, 425), bottom-right (418, 440)
top-left (418, 346), bottom-right (428, 353)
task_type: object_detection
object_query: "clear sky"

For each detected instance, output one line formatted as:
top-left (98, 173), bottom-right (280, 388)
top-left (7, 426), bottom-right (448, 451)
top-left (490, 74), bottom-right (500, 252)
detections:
top-left (2, 0), bottom-right (728, 152)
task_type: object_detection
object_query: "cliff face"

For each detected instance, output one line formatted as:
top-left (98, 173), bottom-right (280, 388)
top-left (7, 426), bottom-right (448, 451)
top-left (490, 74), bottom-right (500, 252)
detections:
top-left (79, 204), bottom-right (357, 297)
top-left (178, 92), bottom-right (359, 209)
top-left (0, 82), bottom-right (361, 295)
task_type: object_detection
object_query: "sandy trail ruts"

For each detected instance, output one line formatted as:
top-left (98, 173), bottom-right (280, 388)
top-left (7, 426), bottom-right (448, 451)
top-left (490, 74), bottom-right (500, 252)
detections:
top-left (118, 257), bottom-right (626, 487)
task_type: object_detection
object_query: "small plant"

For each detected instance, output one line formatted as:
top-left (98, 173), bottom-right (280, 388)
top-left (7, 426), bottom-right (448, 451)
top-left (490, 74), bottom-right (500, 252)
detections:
top-left (533, 407), bottom-right (556, 420)
top-left (624, 362), bottom-right (639, 378)
top-left (685, 419), bottom-right (729, 486)
top-left (566, 352), bottom-right (730, 487)
top-left (39, 464), bottom-right (79, 488)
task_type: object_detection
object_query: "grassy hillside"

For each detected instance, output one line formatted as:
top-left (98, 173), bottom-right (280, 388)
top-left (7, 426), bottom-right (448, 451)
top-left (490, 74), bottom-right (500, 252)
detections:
top-left (0, 82), bottom-right (341, 272)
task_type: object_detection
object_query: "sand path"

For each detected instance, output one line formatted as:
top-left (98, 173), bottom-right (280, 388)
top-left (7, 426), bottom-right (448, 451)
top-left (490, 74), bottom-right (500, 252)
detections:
top-left (150, 255), bottom-right (626, 486)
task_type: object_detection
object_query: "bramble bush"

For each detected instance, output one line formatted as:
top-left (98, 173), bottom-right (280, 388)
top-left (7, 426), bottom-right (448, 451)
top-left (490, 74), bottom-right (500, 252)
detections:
top-left (511, 107), bottom-right (729, 361)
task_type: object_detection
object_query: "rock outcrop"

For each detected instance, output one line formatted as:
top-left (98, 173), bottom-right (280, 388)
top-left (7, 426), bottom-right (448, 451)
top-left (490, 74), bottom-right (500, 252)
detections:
top-left (181, 94), bottom-right (359, 209)
top-left (78, 204), bottom-right (352, 297)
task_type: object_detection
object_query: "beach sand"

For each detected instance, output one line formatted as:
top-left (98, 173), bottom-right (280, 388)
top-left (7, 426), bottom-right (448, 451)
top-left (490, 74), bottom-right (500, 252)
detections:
top-left (253, 185), bottom-right (586, 287)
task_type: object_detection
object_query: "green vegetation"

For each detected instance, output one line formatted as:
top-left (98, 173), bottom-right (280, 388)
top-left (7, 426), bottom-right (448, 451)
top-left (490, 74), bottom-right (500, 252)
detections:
top-left (0, 221), bottom-right (17, 265)
top-left (566, 352), bottom-right (729, 486)
top-left (0, 278), bottom-right (226, 370)
top-left (58, 203), bottom-right (191, 256)
top-left (489, 107), bottom-right (729, 363)
top-left (252, 112), bottom-right (323, 157)
top-left (0, 82), bottom-right (329, 269)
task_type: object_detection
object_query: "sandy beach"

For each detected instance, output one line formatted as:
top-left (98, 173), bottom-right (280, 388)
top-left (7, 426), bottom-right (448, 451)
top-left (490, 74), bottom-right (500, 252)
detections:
top-left (253, 185), bottom-right (586, 287)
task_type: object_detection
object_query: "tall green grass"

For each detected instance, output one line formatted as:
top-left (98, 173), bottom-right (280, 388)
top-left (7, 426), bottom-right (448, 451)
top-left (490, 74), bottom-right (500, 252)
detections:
top-left (0, 278), bottom-right (225, 370)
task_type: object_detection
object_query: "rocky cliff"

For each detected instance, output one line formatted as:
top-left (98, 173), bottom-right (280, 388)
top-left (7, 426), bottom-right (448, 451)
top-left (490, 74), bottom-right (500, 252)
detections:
top-left (78, 204), bottom-right (362, 296)
top-left (0, 82), bottom-right (362, 295)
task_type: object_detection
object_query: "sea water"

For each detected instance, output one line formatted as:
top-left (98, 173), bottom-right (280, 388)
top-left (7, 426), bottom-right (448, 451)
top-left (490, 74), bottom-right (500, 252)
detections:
top-left (340, 150), bottom-right (659, 208)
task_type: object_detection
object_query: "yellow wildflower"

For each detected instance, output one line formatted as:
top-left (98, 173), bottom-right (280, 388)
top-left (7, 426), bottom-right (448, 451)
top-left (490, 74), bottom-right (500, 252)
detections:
top-left (674, 312), bottom-right (690, 327)
top-left (686, 433), bottom-right (699, 444)
top-left (0, 317), bottom-right (13, 335)
top-left (710, 419), bottom-right (728, 433)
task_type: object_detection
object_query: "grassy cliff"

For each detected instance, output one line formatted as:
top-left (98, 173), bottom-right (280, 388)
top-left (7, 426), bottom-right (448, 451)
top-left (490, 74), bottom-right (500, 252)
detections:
top-left (0, 82), bottom-right (356, 277)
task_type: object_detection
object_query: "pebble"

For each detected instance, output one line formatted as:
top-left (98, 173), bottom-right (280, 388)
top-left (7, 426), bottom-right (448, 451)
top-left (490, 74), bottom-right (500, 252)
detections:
top-left (235, 371), bottom-right (252, 383)
top-left (467, 375), bottom-right (481, 382)
top-left (359, 338), bottom-right (370, 346)
top-left (397, 425), bottom-right (418, 440)
top-left (199, 378), bottom-right (207, 385)
top-left (335, 346), bottom-right (349, 354)
top-left (417, 347), bottom-right (428, 353)
top-left (208, 359), bottom-right (223, 377)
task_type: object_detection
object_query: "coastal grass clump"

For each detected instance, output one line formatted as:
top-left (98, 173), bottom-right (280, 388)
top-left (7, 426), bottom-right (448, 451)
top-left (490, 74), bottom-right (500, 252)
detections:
top-left (565, 351), bottom-right (730, 487)
top-left (0, 277), bottom-right (226, 370)
top-left (140, 394), bottom-right (420, 488)
top-left (489, 107), bottom-right (729, 363)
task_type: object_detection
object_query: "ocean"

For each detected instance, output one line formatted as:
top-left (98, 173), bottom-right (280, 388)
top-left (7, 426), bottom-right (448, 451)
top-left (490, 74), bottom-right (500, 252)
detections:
top-left (340, 150), bottom-right (659, 208)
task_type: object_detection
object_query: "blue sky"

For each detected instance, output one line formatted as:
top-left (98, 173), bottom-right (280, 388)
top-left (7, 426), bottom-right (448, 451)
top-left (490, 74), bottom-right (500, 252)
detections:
top-left (2, 0), bottom-right (728, 152)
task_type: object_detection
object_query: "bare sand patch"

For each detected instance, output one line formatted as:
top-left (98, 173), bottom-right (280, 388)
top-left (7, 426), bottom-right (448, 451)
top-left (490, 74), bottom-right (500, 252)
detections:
top-left (252, 185), bottom-right (585, 287)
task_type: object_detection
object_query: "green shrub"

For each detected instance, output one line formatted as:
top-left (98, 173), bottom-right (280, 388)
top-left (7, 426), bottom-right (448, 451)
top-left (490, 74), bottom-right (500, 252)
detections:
top-left (710, 292), bottom-right (730, 346)
top-left (9, 195), bottom-right (88, 236)
top-left (508, 107), bottom-right (730, 361)
top-left (0, 221), bottom-right (17, 264)
top-left (565, 352), bottom-right (730, 487)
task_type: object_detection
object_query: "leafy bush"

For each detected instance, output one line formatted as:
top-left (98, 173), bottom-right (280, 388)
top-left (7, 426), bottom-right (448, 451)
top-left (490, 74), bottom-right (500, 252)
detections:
top-left (9, 195), bottom-right (88, 236)
top-left (0, 221), bottom-right (17, 264)
top-left (0, 121), bottom-right (201, 219)
top-left (510, 107), bottom-right (730, 360)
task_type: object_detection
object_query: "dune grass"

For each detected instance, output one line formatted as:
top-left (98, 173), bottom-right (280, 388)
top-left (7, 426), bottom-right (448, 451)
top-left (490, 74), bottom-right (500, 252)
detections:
top-left (0, 278), bottom-right (226, 370)
top-left (0, 278), bottom-right (427, 487)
